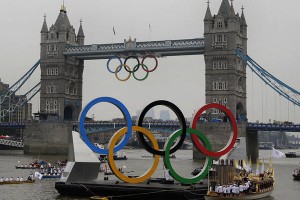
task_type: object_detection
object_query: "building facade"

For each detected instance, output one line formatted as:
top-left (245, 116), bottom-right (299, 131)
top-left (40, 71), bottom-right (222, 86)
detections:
top-left (204, 0), bottom-right (247, 122)
top-left (40, 5), bottom-right (84, 121)
top-left (0, 79), bottom-right (32, 122)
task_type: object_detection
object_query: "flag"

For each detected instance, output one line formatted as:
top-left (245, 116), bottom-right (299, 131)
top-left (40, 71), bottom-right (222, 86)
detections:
top-left (256, 159), bottom-right (260, 175)
top-left (149, 24), bottom-right (152, 32)
top-left (113, 26), bottom-right (116, 35)
top-left (260, 159), bottom-right (265, 174)
top-left (272, 147), bottom-right (285, 158)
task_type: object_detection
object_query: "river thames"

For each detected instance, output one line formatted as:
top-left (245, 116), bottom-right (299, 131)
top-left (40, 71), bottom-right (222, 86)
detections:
top-left (0, 149), bottom-right (299, 200)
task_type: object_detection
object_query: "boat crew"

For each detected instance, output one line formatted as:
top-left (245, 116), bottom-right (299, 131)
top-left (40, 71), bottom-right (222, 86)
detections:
top-left (10, 177), bottom-right (13, 182)
top-left (0, 177), bottom-right (3, 182)
top-left (16, 177), bottom-right (19, 181)
top-left (223, 185), bottom-right (227, 196)
top-left (5, 177), bottom-right (9, 182)
top-left (20, 177), bottom-right (24, 182)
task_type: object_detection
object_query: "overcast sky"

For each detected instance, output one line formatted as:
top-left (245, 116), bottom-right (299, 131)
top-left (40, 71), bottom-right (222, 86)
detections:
top-left (0, 0), bottom-right (300, 123)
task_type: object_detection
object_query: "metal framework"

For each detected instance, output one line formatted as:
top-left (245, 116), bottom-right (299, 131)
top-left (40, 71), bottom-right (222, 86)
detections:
top-left (0, 138), bottom-right (24, 148)
top-left (236, 49), bottom-right (300, 106)
top-left (63, 38), bottom-right (205, 59)
top-left (0, 60), bottom-right (40, 105)
top-left (0, 83), bottom-right (41, 118)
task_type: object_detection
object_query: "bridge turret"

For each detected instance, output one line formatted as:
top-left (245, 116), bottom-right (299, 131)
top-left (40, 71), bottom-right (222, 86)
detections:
top-left (39, 4), bottom-right (84, 121)
top-left (77, 20), bottom-right (85, 45)
top-left (227, 2), bottom-right (239, 33)
top-left (203, 0), bottom-right (247, 122)
top-left (240, 8), bottom-right (247, 52)
top-left (204, 2), bottom-right (213, 34)
top-left (40, 14), bottom-right (48, 43)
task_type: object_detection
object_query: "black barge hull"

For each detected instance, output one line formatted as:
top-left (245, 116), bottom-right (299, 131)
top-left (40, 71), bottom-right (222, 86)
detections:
top-left (55, 181), bottom-right (207, 200)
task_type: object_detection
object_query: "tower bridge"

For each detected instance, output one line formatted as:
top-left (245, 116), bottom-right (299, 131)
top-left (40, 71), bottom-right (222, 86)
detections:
top-left (1, 0), bottom-right (299, 160)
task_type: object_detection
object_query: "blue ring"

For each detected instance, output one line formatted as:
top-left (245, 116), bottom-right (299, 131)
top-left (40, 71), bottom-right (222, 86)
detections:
top-left (107, 56), bottom-right (122, 73)
top-left (79, 97), bottom-right (132, 154)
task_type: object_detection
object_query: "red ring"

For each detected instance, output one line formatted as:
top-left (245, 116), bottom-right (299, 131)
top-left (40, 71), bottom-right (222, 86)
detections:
top-left (191, 103), bottom-right (238, 157)
top-left (141, 55), bottom-right (158, 72)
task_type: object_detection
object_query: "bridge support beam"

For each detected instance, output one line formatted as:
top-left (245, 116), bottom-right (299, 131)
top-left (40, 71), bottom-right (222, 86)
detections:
top-left (246, 130), bottom-right (259, 162)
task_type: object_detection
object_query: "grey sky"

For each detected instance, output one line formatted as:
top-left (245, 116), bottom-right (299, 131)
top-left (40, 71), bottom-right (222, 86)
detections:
top-left (0, 0), bottom-right (300, 123)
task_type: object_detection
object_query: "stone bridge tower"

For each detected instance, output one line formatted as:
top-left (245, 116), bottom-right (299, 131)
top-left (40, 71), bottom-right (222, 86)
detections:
top-left (40, 5), bottom-right (84, 121)
top-left (204, 0), bottom-right (247, 121)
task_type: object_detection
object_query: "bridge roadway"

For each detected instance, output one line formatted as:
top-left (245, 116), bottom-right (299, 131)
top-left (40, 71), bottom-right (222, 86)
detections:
top-left (1, 121), bottom-right (300, 132)
top-left (63, 38), bottom-right (205, 60)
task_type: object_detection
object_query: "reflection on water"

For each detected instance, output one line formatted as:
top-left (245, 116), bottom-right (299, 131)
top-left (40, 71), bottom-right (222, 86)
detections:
top-left (0, 149), bottom-right (300, 200)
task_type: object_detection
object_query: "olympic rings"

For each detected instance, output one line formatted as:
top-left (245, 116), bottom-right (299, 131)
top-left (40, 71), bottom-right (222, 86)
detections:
top-left (124, 56), bottom-right (140, 73)
top-left (115, 64), bottom-right (132, 81)
top-left (132, 64), bottom-right (149, 81)
top-left (163, 128), bottom-right (213, 184)
top-left (141, 55), bottom-right (158, 72)
top-left (107, 56), bottom-right (122, 73)
top-left (108, 126), bottom-right (160, 184)
top-left (79, 97), bottom-right (238, 184)
top-left (79, 97), bottom-right (132, 154)
top-left (137, 100), bottom-right (186, 156)
top-left (191, 103), bottom-right (238, 157)
top-left (106, 55), bottom-right (158, 81)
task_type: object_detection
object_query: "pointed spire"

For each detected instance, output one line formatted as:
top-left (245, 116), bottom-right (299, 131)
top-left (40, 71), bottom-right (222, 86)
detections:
top-left (218, 0), bottom-right (231, 19)
top-left (229, 0), bottom-right (235, 18)
top-left (241, 6), bottom-right (247, 25)
top-left (41, 14), bottom-right (48, 33)
top-left (77, 19), bottom-right (85, 37)
top-left (204, 0), bottom-right (213, 21)
top-left (60, 1), bottom-right (67, 13)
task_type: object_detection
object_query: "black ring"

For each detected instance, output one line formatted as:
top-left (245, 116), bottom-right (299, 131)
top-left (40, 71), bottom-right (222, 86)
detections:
top-left (124, 56), bottom-right (140, 73)
top-left (137, 100), bottom-right (187, 156)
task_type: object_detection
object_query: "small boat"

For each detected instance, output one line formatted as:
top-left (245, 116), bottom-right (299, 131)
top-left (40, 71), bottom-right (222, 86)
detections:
top-left (0, 180), bottom-right (35, 185)
top-left (285, 151), bottom-right (300, 158)
top-left (34, 172), bottom-right (61, 179)
top-left (15, 165), bottom-right (38, 169)
top-left (293, 166), bottom-right (300, 181)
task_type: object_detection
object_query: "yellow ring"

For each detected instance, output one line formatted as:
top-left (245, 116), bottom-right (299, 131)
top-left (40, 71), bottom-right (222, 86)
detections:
top-left (107, 126), bottom-right (160, 183)
top-left (114, 64), bottom-right (131, 81)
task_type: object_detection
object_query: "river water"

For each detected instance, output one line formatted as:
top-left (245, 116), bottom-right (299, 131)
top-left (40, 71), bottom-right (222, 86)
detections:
top-left (0, 149), bottom-right (299, 200)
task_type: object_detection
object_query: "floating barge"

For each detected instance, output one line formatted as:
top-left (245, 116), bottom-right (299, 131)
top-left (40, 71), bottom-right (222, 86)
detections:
top-left (55, 131), bottom-right (208, 200)
top-left (56, 179), bottom-right (208, 200)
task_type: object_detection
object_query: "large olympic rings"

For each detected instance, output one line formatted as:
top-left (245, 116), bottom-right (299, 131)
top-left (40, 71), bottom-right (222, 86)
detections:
top-left (79, 97), bottom-right (238, 184)
top-left (137, 100), bottom-right (186, 156)
top-left (79, 97), bottom-right (132, 154)
top-left (108, 126), bottom-right (160, 184)
top-left (163, 128), bottom-right (213, 184)
top-left (106, 55), bottom-right (158, 81)
top-left (191, 103), bottom-right (238, 157)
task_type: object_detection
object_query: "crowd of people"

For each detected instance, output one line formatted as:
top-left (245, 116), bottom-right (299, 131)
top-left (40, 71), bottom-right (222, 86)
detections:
top-left (212, 180), bottom-right (252, 197)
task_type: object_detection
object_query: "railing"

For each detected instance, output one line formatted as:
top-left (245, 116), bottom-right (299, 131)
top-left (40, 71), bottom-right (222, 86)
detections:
top-left (0, 139), bottom-right (24, 148)
top-left (63, 38), bottom-right (205, 59)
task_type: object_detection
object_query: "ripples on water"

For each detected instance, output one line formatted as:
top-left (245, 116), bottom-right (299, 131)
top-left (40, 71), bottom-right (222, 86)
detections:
top-left (0, 149), bottom-right (300, 200)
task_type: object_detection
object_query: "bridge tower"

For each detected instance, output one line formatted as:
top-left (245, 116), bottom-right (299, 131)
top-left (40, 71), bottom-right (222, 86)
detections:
top-left (204, 0), bottom-right (247, 121)
top-left (40, 4), bottom-right (84, 121)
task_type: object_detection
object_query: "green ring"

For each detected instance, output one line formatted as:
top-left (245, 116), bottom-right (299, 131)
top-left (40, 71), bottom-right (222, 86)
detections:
top-left (163, 128), bottom-right (213, 184)
top-left (132, 64), bottom-right (149, 81)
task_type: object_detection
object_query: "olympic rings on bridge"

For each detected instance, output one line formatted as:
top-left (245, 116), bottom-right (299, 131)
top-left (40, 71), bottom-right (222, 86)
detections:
top-left (78, 97), bottom-right (238, 184)
top-left (106, 55), bottom-right (158, 81)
